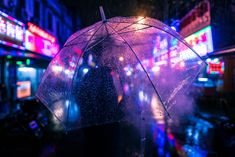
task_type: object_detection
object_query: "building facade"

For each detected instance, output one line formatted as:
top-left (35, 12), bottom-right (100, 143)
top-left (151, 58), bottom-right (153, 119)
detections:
top-left (0, 0), bottom-right (74, 47)
top-left (175, 0), bottom-right (235, 110)
top-left (0, 0), bottom-right (76, 115)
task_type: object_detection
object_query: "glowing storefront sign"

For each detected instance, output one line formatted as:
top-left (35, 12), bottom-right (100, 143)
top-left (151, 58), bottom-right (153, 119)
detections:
top-left (0, 10), bottom-right (25, 50)
top-left (153, 26), bottom-right (213, 68)
top-left (27, 22), bottom-right (56, 43)
top-left (184, 25), bottom-right (213, 58)
top-left (25, 30), bottom-right (59, 57)
top-left (25, 23), bottom-right (59, 57)
top-left (206, 58), bottom-right (224, 75)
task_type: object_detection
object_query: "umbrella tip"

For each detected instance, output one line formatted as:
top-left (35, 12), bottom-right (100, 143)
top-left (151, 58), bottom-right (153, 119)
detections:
top-left (99, 6), bottom-right (107, 22)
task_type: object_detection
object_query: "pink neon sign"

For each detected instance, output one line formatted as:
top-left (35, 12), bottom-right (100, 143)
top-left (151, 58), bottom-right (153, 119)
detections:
top-left (0, 10), bottom-right (25, 50)
top-left (25, 30), bottom-right (59, 57)
top-left (28, 22), bottom-right (56, 43)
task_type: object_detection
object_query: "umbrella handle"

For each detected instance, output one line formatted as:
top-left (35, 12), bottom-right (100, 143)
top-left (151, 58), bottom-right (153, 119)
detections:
top-left (99, 6), bottom-right (107, 22)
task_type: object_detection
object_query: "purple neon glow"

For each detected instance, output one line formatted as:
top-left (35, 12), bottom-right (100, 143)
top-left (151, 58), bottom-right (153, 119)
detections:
top-left (25, 30), bottom-right (59, 57)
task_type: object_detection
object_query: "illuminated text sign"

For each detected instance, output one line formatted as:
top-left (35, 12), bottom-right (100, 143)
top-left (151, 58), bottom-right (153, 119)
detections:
top-left (25, 22), bottom-right (59, 57)
top-left (25, 30), bottom-right (59, 57)
top-left (153, 26), bottom-right (213, 66)
top-left (0, 10), bottom-right (25, 49)
top-left (184, 25), bottom-right (213, 57)
top-left (28, 22), bottom-right (55, 43)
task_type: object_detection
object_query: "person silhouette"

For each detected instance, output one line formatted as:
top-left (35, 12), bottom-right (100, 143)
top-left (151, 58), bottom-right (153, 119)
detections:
top-left (75, 65), bottom-right (124, 157)
top-left (76, 66), bottom-right (123, 125)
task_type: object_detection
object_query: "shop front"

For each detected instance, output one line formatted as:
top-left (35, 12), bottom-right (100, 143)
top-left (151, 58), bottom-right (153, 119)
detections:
top-left (0, 10), bottom-right (59, 114)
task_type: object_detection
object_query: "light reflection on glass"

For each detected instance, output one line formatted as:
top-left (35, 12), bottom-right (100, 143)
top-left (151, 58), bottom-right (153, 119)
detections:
top-left (151, 94), bottom-right (164, 124)
top-left (52, 65), bottom-right (63, 73)
top-left (82, 68), bottom-right (89, 75)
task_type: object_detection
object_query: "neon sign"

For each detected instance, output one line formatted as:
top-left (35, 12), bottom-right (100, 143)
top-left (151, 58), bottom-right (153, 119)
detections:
top-left (184, 25), bottom-right (213, 57)
top-left (28, 22), bottom-right (56, 43)
top-left (153, 26), bottom-right (213, 67)
top-left (0, 10), bottom-right (25, 50)
top-left (206, 58), bottom-right (224, 75)
top-left (25, 30), bottom-right (59, 57)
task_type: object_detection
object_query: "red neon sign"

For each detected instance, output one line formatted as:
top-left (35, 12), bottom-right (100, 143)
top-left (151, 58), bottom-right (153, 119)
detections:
top-left (28, 22), bottom-right (56, 43)
top-left (207, 62), bottom-right (224, 75)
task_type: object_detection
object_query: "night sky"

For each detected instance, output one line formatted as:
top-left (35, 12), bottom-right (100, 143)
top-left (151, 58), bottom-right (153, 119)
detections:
top-left (59, 0), bottom-right (166, 28)
top-left (59, 0), bottom-right (201, 30)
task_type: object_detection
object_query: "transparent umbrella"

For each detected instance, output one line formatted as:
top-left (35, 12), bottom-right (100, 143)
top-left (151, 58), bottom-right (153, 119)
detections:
top-left (36, 8), bottom-right (205, 131)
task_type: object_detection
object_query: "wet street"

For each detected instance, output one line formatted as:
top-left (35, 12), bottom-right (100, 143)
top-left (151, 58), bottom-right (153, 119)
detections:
top-left (0, 98), bottom-right (234, 157)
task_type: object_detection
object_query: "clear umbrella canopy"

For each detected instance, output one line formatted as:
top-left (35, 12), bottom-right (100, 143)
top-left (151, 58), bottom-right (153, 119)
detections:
top-left (36, 16), bottom-right (205, 130)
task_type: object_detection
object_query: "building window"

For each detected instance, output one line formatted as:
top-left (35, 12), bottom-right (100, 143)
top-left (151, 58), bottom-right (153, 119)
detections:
top-left (34, 0), bottom-right (40, 20)
top-left (47, 12), bottom-right (52, 31)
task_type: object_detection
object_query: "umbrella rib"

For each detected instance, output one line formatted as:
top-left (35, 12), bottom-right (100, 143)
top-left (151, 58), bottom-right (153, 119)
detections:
top-left (65, 22), bottom-right (103, 46)
top-left (65, 33), bottom-right (107, 46)
top-left (108, 26), bottom-right (152, 36)
top-left (107, 16), bottom-right (147, 34)
top-left (167, 63), bottom-right (206, 111)
top-left (85, 34), bottom-right (110, 52)
top-left (63, 39), bottom-right (96, 48)
top-left (63, 31), bottom-right (152, 48)
top-left (106, 23), bottom-right (171, 118)
top-left (67, 23), bottom-right (105, 124)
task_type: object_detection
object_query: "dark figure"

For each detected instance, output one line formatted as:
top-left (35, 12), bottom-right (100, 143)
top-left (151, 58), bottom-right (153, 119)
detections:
top-left (76, 66), bottom-right (123, 157)
top-left (0, 83), bottom-right (9, 116)
top-left (77, 66), bottom-right (123, 126)
top-left (55, 66), bottom-right (143, 157)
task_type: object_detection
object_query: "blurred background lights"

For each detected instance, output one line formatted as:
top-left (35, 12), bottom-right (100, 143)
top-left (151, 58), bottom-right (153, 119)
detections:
top-left (119, 56), bottom-right (124, 62)
top-left (139, 91), bottom-right (144, 101)
top-left (171, 26), bottom-right (176, 31)
top-left (18, 67), bottom-right (35, 72)
top-left (152, 66), bottom-right (160, 73)
top-left (179, 61), bottom-right (185, 68)
top-left (198, 78), bottom-right (208, 82)
top-left (52, 65), bottom-right (63, 73)
top-left (82, 68), bottom-right (89, 75)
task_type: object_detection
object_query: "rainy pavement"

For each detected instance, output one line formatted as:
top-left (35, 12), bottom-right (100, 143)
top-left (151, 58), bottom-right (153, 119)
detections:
top-left (1, 100), bottom-right (234, 157)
